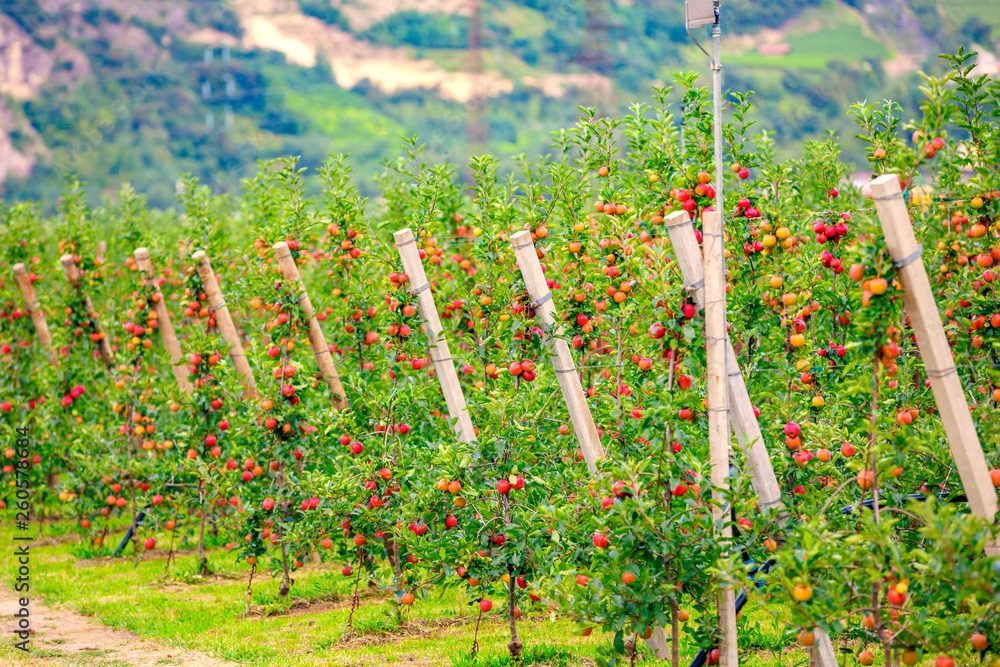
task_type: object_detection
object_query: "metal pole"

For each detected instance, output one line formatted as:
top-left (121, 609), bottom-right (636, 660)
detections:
top-left (713, 9), bottom-right (723, 223)
top-left (679, 102), bottom-right (686, 152)
top-left (708, 5), bottom-right (737, 666)
top-left (712, 2), bottom-right (725, 460)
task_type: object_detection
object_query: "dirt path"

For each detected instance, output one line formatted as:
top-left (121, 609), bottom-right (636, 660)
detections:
top-left (0, 595), bottom-right (240, 666)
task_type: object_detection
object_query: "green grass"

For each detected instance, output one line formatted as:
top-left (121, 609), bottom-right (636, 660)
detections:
top-left (283, 88), bottom-right (404, 141)
top-left (487, 4), bottom-right (549, 41)
top-left (728, 28), bottom-right (887, 69)
top-left (726, 4), bottom-right (889, 69)
top-left (942, 0), bottom-right (1000, 35)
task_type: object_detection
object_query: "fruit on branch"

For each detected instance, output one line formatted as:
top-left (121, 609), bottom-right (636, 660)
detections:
top-left (792, 584), bottom-right (813, 602)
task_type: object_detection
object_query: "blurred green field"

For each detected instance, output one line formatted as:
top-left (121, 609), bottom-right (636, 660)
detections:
top-left (727, 6), bottom-right (889, 69)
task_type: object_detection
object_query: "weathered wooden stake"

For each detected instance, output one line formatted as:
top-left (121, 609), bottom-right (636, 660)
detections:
top-left (393, 229), bottom-right (475, 442)
top-left (509, 231), bottom-right (603, 475)
top-left (191, 250), bottom-right (256, 396)
top-left (664, 211), bottom-right (784, 515)
top-left (871, 174), bottom-right (999, 556)
top-left (60, 254), bottom-right (114, 369)
top-left (814, 629), bottom-right (839, 667)
top-left (133, 248), bottom-right (193, 394)
top-left (272, 241), bottom-right (348, 410)
top-left (663, 210), bottom-right (838, 666)
top-left (701, 209), bottom-right (738, 667)
top-left (12, 263), bottom-right (53, 353)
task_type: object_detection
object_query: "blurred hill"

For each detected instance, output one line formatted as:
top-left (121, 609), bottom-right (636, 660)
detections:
top-left (0, 0), bottom-right (995, 207)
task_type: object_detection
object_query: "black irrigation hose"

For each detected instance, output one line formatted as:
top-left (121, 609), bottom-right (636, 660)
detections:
top-left (687, 491), bottom-right (970, 667)
top-left (113, 504), bottom-right (150, 557)
top-left (688, 559), bottom-right (777, 667)
top-left (839, 492), bottom-right (966, 515)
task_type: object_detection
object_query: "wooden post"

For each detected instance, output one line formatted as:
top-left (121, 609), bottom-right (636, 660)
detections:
top-left (133, 248), bottom-right (193, 394)
top-left (658, 210), bottom-right (839, 663)
top-left (663, 211), bottom-right (839, 666)
top-left (509, 231), bottom-right (603, 474)
top-left (663, 211), bottom-right (784, 516)
top-left (393, 229), bottom-right (475, 442)
top-left (191, 250), bottom-right (256, 396)
top-left (647, 627), bottom-right (670, 661)
top-left (12, 263), bottom-right (53, 351)
top-left (814, 629), bottom-right (839, 667)
top-left (60, 254), bottom-right (114, 369)
top-left (272, 241), bottom-right (348, 410)
top-left (871, 174), bottom-right (999, 556)
top-left (701, 209), bottom-right (738, 667)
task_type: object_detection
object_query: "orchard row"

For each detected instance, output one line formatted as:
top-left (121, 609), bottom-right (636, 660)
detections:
top-left (1, 56), bottom-right (999, 666)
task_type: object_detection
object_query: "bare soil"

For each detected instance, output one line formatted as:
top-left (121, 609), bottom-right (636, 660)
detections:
top-left (0, 595), bottom-right (238, 666)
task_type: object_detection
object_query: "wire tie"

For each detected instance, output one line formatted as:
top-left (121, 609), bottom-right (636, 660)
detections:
top-left (410, 282), bottom-right (431, 295)
top-left (530, 291), bottom-right (553, 309)
top-left (511, 237), bottom-right (534, 250)
top-left (395, 237), bottom-right (417, 248)
top-left (683, 279), bottom-right (705, 293)
top-left (872, 192), bottom-right (904, 201)
top-left (926, 366), bottom-right (957, 379)
top-left (892, 244), bottom-right (923, 269)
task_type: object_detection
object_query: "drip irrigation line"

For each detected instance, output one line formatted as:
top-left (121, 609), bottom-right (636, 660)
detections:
top-left (113, 504), bottom-right (150, 557)
top-left (839, 492), bottom-right (967, 515)
top-left (688, 559), bottom-right (776, 667)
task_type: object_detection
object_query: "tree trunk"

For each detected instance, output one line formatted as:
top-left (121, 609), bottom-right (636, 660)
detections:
top-left (385, 534), bottom-right (401, 584)
top-left (164, 524), bottom-right (176, 576)
top-left (507, 571), bottom-right (522, 662)
top-left (671, 598), bottom-right (680, 667)
top-left (278, 539), bottom-right (291, 599)
top-left (197, 486), bottom-right (211, 576)
top-left (130, 477), bottom-right (139, 553)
